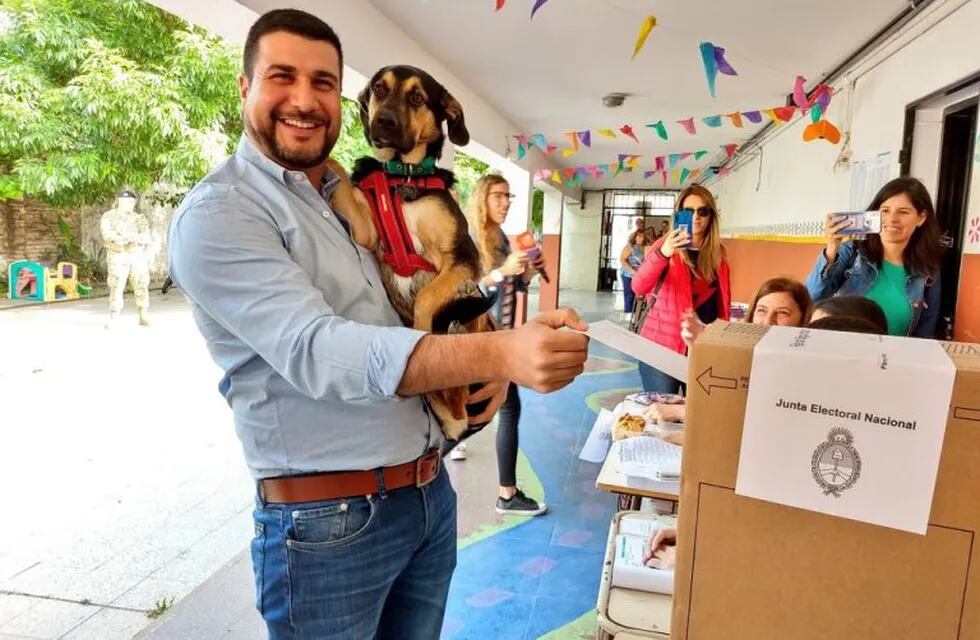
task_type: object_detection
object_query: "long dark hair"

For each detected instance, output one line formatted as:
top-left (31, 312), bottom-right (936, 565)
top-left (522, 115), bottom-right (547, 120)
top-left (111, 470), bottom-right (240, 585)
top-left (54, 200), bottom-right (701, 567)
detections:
top-left (860, 177), bottom-right (941, 277)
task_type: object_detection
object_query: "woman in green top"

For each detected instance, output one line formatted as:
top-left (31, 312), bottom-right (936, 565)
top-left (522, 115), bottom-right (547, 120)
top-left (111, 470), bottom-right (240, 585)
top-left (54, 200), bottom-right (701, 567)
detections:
top-left (806, 177), bottom-right (943, 337)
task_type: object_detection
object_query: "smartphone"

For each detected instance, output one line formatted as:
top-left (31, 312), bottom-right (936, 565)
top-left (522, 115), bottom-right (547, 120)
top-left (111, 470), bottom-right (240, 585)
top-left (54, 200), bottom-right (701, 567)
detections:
top-left (673, 209), bottom-right (693, 234)
top-left (834, 211), bottom-right (881, 236)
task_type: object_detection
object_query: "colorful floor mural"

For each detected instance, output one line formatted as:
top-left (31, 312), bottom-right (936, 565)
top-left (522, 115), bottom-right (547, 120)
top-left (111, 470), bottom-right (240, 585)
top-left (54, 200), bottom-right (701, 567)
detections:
top-left (441, 339), bottom-right (639, 640)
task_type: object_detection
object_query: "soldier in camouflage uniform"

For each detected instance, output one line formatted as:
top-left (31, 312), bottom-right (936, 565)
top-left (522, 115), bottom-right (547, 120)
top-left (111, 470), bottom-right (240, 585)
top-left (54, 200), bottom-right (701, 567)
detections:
top-left (101, 189), bottom-right (152, 328)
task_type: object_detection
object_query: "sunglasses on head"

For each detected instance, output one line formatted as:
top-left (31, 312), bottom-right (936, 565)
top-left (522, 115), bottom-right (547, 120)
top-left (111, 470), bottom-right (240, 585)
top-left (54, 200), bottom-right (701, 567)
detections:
top-left (678, 206), bottom-right (715, 218)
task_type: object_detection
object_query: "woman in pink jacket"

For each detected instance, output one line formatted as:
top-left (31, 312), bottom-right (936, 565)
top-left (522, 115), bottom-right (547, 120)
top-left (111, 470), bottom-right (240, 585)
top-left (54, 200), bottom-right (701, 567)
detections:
top-left (631, 184), bottom-right (731, 393)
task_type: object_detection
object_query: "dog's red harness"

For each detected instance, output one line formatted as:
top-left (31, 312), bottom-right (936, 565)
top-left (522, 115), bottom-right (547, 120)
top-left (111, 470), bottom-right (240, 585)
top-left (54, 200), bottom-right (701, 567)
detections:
top-left (357, 170), bottom-right (443, 277)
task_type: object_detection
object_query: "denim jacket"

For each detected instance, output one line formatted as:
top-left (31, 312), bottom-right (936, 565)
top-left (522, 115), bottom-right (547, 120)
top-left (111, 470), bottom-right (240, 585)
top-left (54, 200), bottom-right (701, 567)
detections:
top-left (805, 241), bottom-right (941, 338)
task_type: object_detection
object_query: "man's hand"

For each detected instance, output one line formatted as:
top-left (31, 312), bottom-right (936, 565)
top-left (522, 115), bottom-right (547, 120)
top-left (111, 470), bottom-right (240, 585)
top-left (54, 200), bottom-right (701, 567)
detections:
top-left (643, 527), bottom-right (678, 569)
top-left (467, 380), bottom-right (508, 425)
top-left (501, 309), bottom-right (589, 394)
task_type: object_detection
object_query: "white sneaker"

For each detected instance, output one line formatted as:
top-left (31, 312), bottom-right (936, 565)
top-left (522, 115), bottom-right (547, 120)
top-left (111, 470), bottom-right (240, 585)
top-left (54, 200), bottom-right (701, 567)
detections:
top-left (449, 443), bottom-right (468, 461)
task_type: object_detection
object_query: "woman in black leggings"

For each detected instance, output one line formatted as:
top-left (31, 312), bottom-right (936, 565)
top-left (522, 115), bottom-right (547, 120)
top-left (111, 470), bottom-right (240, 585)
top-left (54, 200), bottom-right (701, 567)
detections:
top-left (460, 174), bottom-right (547, 516)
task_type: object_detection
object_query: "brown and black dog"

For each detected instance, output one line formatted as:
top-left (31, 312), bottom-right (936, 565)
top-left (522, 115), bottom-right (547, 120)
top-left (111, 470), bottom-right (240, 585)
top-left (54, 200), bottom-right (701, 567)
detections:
top-left (327, 65), bottom-right (494, 441)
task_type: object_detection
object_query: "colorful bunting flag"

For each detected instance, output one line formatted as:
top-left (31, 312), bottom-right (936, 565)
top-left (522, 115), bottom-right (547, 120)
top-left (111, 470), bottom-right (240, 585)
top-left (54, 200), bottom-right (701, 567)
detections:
top-left (530, 0), bottom-right (550, 19)
top-left (810, 105), bottom-right (822, 123)
top-left (646, 120), bottom-right (669, 141)
top-left (516, 143), bottom-right (527, 160)
top-left (644, 170), bottom-right (657, 179)
top-left (515, 134), bottom-right (529, 146)
top-left (726, 112), bottom-right (743, 128)
top-left (551, 170), bottom-right (561, 184)
top-left (694, 150), bottom-right (708, 161)
top-left (742, 110), bottom-right (763, 124)
top-left (680, 152), bottom-right (693, 161)
top-left (702, 115), bottom-right (723, 128)
top-left (668, 153), bottom-right (684, 169)
top-left (578, 130), bottom-right (592, 147)
top-left (654, 156), bottom-right (665, 171)
top-left (545, 144), bottom-right (557, 155)
top-left (813, 84), bottom-right (832, 112)
top-left (597, 128), bottom-right (617, 138)
top-left (699, 41), bottom-right (738, 97)
top-left (632, 15), bottom-right (657, 60)
top-left (496, 0), bottom-right (506, 10)
top-left (774, 106), bottom-right (796, 122)
top-left (792, 75), bottom-right (811, 110)
top-left (620, 124), bottom-right (640, 143)
top-left (532, 133), bottom-right (547, 150)
top-left (762, 108), bottom-right (781, 125)
top-left (563, 167), bottom-right (575, 178)
top-left (680, 168), bottom-right (691, 184)
top-left (723, 144), bottom-right (737, 159)
top-left (565, 132), bottom-right (579, 151)
top-left (677, 118), bottom-right (697, 135)
top-left (661, 171), bottom-right (668, 188)
top-left (562, 148), bottom-right (577, 157)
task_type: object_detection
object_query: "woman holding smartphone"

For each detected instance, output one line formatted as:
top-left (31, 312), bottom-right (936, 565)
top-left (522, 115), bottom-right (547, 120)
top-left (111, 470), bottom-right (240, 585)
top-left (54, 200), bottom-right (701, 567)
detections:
top-left (805, 177), bottom-right (942, 337)
top-left (632, 184), bottom-right (731, 393)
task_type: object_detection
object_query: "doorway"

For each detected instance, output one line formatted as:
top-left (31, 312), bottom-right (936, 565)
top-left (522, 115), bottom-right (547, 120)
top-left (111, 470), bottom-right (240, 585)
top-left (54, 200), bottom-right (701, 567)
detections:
top-left (933, 98), bottom-right (977, 338)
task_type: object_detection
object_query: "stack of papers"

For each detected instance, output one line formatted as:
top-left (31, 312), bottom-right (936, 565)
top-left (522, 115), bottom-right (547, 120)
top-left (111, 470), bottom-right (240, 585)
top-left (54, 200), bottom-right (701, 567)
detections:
top-left (615, 437), bottom-right (682, 481)
top-left (611, 516), bottom-right (675, 594)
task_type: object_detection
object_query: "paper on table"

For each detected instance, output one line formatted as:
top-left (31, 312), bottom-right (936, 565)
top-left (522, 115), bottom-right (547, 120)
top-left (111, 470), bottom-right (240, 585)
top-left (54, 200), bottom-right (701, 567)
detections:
top-left (611, 534), bottom-right (674, 594)
top-left (580, 408), bottom-right (615, 463)
top-left (585, 320), bottom-right (687, 381)
top-left (615, 437), bottom-right (682, 481)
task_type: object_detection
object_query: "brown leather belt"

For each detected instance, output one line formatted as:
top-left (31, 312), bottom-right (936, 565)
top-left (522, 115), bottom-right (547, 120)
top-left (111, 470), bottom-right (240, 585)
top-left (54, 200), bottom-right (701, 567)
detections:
top-left (259, 449), bottom-right (441, 504)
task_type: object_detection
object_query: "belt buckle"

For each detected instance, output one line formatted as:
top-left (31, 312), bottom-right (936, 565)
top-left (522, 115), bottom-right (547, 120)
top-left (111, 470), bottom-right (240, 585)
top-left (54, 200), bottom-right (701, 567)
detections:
top-left (415, 449), bottom-right (440, 488)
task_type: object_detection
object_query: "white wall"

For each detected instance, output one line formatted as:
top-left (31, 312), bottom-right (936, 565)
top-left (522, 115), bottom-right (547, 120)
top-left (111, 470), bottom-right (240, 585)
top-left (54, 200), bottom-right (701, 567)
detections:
top-left (711, 0), bottom-right (980, 252)
top-left (560, 191), bottom-right (603, 291)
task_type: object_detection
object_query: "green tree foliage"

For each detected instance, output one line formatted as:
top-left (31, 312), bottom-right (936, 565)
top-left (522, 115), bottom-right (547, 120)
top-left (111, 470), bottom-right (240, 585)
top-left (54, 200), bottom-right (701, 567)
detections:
top-left (0, 0), bottom-right (242, 206)
top-left (0, 0), bottom-right (380, 208)
top-left (452, 150), bottom-right (490, 209)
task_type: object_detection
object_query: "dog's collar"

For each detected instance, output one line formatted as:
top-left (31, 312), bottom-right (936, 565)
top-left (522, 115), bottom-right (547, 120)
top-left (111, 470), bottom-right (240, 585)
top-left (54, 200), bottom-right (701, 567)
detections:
top-left (383, 157), bottom-right (438, 177)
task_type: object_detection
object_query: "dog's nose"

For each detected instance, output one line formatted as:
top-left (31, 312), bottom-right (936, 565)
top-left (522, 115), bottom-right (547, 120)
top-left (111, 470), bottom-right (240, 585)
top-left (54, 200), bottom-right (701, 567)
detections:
top-left (375, 111), bottom-right (397, 132)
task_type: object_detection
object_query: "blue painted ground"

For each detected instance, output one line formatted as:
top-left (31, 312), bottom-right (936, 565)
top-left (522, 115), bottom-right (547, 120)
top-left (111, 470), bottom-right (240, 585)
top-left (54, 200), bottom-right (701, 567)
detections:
top-left (441, 340), bottom-right (639, 640)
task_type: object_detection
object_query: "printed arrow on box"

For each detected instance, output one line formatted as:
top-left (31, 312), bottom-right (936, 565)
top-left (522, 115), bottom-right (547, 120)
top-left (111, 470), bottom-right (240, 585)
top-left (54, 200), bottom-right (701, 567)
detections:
top-left (697, 367), bottom-right (737, 395)
top-left (953, 407), bottom-right (980, 423)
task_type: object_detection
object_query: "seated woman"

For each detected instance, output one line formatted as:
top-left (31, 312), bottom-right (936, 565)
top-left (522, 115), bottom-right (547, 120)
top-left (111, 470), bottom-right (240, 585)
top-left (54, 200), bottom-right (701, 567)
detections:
top-left (806, 177), bottom-right (942, 337)
top-left (681, 277), bottom-right (811, 345)
top-left (809, 295), bottom-right (888, 334)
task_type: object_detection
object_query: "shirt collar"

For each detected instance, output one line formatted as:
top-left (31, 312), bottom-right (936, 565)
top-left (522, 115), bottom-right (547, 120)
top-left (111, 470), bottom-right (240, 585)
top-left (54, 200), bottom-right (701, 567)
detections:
top-left (236, 134), bottom-right (341, 198)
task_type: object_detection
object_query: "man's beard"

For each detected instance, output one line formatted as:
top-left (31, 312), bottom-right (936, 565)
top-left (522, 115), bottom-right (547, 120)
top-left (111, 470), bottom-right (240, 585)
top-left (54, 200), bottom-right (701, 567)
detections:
top-left (247, 109), bottom-right (335, 170)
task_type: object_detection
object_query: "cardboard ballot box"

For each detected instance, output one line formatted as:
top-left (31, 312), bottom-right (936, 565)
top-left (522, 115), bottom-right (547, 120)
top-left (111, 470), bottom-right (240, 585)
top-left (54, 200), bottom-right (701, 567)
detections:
top-left (671, 321), bottom-right (980, 640)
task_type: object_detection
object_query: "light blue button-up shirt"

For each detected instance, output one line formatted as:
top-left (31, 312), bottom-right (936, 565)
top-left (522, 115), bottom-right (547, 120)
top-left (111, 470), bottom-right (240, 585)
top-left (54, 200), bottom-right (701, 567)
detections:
top-left (168, 136), bottom-right (439, 479)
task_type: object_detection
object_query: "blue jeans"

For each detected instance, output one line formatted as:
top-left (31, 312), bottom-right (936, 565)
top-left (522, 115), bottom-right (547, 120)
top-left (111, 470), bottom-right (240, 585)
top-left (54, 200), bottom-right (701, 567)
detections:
top-left (251, 464), bottom-right (457, 639)
top-left (638, 362), bottom-right (684, 395)
top-left (621, 273), bottom-right (635, 313)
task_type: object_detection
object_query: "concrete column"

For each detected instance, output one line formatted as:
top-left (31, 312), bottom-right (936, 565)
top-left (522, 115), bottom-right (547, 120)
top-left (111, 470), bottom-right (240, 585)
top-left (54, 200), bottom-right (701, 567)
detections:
top-left (537, 189), bottom-right (563, 312)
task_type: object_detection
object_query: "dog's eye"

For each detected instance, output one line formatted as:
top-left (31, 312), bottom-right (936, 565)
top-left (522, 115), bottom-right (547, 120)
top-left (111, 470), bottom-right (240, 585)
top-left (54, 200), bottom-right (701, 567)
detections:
top-left (372, 83), bottom-right (389, 99)
top-left (408, 92), bottom-right (425, 107)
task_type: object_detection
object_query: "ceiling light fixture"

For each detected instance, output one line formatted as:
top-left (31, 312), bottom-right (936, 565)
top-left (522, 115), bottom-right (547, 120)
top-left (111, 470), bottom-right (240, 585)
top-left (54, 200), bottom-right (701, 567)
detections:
top-left (602, 92), bottom-right (629, 108)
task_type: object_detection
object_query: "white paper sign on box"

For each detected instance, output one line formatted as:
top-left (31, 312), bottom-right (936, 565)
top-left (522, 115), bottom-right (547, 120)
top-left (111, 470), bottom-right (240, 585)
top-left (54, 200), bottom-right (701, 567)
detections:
top-left (736, 326), bottom-right (955, 534)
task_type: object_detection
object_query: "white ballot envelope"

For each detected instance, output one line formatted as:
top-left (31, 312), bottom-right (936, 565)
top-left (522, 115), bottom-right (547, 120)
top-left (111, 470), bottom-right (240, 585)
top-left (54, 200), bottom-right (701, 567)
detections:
top-left (585, 320), bottom-right (687, 381)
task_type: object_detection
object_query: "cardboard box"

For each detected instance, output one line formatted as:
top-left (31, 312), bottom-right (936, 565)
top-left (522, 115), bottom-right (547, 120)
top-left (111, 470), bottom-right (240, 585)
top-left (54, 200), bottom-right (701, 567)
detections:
top-left (672, 321), bottom-right (980, 640)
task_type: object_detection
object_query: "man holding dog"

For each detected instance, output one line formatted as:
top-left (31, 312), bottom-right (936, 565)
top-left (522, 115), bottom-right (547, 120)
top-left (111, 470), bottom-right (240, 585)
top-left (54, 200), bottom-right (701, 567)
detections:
top-left (168, 9), bottom-right (589, 640)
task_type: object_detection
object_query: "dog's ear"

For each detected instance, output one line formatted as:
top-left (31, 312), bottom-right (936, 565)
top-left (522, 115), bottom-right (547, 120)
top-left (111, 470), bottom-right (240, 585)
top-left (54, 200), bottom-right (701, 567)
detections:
top-left (357, 83), bottom-right (372, 139)
top-left (441, 91), bottom-right (469, 146)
